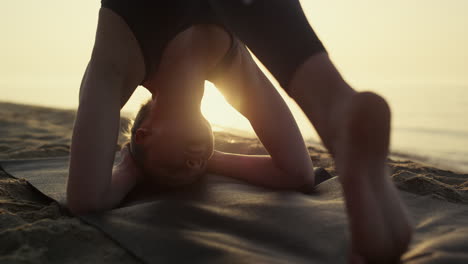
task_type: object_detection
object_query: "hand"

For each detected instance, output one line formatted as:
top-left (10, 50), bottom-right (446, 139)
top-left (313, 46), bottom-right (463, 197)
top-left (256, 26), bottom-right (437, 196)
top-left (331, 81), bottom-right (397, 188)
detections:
top-left (113, 144), bottom-right (144, 183)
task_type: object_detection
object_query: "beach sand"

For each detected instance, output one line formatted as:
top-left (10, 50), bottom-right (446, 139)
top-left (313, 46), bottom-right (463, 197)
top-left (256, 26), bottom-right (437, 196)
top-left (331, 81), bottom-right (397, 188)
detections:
top-left (1, 101), bottom-right (467, 263)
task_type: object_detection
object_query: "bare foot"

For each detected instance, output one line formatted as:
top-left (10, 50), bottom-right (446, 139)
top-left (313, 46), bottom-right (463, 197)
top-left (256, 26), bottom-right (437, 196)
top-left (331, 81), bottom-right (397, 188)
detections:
top-left (333, 92), bottom-right (413, 264)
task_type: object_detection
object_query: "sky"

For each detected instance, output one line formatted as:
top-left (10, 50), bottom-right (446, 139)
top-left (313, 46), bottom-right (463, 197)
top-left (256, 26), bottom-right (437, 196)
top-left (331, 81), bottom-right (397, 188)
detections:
top-left (1, 0), bottom-right (467, 141)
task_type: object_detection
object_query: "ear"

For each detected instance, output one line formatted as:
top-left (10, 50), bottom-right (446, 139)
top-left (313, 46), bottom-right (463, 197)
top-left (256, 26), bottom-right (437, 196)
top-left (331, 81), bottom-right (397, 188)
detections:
top-left (135, 128), bottom-right (150, 144)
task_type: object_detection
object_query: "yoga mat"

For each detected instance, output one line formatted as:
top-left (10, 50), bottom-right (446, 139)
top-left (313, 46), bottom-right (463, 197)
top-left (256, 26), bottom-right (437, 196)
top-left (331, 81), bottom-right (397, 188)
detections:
top-left (2, 158), bottom-right (468, 264)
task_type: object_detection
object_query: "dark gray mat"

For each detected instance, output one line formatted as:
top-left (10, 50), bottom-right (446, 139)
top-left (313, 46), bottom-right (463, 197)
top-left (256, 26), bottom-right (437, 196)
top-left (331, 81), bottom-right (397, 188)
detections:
top-left (1, 158), bottom-right (468, 264)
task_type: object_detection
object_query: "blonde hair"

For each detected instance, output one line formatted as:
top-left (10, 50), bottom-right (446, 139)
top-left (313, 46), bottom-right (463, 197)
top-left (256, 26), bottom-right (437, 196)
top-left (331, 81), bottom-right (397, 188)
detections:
top-left (129, 99), bottom-right (153, 164)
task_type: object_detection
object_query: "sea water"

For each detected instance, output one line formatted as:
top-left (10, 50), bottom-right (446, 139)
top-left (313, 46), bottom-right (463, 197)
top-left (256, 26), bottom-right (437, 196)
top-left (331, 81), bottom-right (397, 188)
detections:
top-left (214, 83), bottom-right (468, 173)
top-left (374, 83), bottom-right (468, 173)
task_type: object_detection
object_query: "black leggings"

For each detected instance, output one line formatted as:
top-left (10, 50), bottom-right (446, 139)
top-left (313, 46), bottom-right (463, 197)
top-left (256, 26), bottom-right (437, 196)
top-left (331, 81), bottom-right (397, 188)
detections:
top-left (209, 0), bottom-right (326, 90)
top-left (101, 0), bottom-right (325, 91)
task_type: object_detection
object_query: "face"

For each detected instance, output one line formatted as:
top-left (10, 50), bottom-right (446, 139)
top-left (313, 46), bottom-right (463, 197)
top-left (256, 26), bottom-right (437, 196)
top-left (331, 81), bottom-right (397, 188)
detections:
top-left (138, 114), bottom-right (214, 187)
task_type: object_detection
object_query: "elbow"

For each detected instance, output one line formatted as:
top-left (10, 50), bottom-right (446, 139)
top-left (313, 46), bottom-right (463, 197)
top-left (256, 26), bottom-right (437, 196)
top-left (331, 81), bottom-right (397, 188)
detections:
top-left (272, 156), bottom-right (316, 191)
top-left (67, 199), bottom-right (98, 216)
top-left (279, 167), bottom-right (315, 191)
top-left (67, 204), bottom-right (91, 216)
top-left (67, 196), bottom-right (98, 216)
top-left (66, 187), bottom-right (105, 215)
top-left (66, 169), bottom-right (112, 215)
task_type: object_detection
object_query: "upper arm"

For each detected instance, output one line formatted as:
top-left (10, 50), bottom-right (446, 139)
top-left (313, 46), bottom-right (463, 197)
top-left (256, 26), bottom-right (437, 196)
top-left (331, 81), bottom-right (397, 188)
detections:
top-left (211, 44), bottom-right (314, 184)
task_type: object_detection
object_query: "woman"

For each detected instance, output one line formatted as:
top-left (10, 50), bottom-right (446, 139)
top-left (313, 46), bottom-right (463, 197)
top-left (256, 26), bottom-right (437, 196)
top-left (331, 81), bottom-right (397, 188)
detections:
top-left (67, 1), bottom-right (412, 263)
top-left (120, 91), bottom-right (315, 194)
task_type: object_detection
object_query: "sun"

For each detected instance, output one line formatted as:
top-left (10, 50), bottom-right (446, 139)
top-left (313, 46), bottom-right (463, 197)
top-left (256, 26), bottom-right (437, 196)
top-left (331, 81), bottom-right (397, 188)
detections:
top-left (121, 82), bottom-right (254, 135)
top-left (123, 80), bottom-right (316, 140)
top-left (201, 82), bottom-right (254, 134)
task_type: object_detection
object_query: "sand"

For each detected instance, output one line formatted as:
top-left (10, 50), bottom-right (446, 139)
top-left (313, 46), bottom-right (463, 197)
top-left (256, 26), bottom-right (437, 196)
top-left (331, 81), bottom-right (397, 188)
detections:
top-left (1, 101), bottom-right (467, 263)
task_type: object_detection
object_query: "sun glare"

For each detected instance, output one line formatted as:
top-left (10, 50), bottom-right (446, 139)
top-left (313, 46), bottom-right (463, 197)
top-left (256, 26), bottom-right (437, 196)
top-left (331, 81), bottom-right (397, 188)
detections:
top-left (201, 82), bottom-right (254, 134)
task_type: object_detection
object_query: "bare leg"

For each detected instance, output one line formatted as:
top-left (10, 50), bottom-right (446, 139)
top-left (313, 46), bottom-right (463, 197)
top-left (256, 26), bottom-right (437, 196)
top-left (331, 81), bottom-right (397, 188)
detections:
top-left (289, 53), bottom-right (413, 263)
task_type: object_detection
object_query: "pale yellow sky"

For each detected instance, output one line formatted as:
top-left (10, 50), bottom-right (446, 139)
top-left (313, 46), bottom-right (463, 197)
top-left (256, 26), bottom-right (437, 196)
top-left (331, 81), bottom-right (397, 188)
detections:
top-left (1, 0), bottom-right (467, 140)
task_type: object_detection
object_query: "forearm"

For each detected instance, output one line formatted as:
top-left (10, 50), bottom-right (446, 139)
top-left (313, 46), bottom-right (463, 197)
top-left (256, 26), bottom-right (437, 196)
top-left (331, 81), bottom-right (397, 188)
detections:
top-left (67, 66), bottom-right (126, 214)
top-left (207, 151), bottom-right (314, 190)
top-left (67, 101), bottom-right (121, 213)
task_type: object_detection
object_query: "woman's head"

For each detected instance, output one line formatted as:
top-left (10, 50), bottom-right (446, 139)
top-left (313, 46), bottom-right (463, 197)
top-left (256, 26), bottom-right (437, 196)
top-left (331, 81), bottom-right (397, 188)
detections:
top-left (129, 99), bottom-right (214, 186)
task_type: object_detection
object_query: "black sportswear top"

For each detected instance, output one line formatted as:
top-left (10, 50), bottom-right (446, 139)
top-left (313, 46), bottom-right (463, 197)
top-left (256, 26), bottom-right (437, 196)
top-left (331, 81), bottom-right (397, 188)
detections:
top-left (101, 0), bottom-right (326, 90)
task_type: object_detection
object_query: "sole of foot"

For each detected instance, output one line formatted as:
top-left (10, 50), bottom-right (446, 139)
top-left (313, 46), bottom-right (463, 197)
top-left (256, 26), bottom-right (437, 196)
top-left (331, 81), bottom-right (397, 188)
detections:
top-left (335, 92), bottom-right (413, 264)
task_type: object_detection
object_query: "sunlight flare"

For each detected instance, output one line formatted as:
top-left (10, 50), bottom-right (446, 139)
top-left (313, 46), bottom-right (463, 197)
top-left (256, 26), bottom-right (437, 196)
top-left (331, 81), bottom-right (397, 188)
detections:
top-left (201, 82), bottom-right (254, 133)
